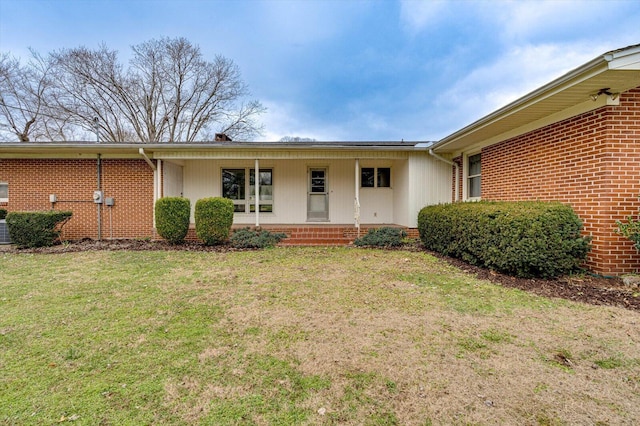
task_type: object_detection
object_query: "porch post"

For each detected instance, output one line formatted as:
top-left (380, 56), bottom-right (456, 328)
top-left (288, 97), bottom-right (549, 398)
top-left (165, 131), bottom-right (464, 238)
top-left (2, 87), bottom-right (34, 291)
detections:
top-left (255, 158), bottom-right (260, 227)
top-left (355, 159), bottom-right (360, 237)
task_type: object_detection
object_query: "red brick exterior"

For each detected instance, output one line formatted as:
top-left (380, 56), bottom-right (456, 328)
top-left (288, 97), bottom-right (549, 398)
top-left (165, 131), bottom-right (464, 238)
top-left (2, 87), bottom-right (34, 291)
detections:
top-left (474, 87), bottom-right (640, 275)
top-left (0, 158), bottom-right (155, 240)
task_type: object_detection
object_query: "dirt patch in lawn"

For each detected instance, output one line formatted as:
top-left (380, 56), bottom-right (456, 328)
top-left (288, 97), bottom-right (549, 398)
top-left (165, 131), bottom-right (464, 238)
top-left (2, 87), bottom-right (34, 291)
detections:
top-left (8, 238), bottom-right (640, 312)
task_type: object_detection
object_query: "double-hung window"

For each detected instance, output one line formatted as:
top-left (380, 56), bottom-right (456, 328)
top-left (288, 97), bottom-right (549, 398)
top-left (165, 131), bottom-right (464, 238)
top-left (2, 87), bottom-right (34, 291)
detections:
top-left (222, 168), bottom-right (273, 213)
top-left (361, 167), bottom-right (391, 188)
top-left (0, 182), bottom-right (7, 203)
top-left (467, 153), bottom-right (481, 199)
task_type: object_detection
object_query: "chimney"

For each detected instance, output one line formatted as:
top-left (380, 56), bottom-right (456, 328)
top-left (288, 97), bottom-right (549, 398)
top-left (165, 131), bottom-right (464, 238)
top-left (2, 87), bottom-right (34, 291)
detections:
top-left (215, 133), bottom-right (232, 142)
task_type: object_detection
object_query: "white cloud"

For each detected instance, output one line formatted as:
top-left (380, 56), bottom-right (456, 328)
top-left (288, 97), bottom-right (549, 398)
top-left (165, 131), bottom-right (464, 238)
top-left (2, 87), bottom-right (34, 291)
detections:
top-left (398, 0), bottom-right (449, 35)
top-left (258, 100), bottom-right (342, 142)
top-left (430, 41), bottom-right (611, 138)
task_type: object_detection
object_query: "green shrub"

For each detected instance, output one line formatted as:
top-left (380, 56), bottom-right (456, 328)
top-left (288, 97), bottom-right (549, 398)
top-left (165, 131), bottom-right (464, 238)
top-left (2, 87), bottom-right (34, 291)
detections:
top-left (6, 211), bottom-right (73, 248)
top-left (155, 197), bottom-right (191, 244)
top-left (418, 201), bottom-right (591, 278)
top-left (615, 201), bottom-right (640, 252)
top-left (354, 227), bottom-right (407, 247)
top-left (194, 197), bottom-right (234, 245)
top-left (230, 227), bottom-right (287, 249)
top-left (0, 209), bottom-right (7, 220)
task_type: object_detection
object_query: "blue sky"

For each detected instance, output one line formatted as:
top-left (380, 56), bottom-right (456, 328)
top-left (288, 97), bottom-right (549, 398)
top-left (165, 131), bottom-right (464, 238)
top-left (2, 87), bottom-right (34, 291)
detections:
top-left (1, 0), bottom-right (639, 142)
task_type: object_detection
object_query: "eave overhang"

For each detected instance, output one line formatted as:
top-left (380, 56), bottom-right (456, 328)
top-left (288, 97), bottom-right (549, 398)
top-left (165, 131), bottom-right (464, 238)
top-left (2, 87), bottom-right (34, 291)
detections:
top-left (432, 44), bottom-right (640, 154)
top-left (0, 141), bottom-right (432, 160)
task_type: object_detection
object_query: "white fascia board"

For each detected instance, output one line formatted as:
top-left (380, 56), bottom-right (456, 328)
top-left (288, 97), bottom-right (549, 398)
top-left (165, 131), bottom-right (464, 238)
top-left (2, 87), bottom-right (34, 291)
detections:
top-left (605, 45), bottom-right (640, 70)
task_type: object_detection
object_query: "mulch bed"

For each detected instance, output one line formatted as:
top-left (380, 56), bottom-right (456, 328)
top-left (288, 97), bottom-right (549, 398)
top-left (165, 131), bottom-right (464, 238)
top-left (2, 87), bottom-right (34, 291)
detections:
top-left (4, 239), bottom-right (639, 312)
top-left (428, 251), bottom-right (640, 312)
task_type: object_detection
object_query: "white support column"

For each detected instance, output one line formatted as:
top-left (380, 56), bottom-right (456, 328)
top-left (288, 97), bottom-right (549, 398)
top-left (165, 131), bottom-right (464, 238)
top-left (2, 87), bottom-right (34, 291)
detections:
top-left (157, 159), bottom-right (163, 200)
top-left (355, 159), bottom-right (360, 237)
top-left (255, 159), bottom-right (260, 227)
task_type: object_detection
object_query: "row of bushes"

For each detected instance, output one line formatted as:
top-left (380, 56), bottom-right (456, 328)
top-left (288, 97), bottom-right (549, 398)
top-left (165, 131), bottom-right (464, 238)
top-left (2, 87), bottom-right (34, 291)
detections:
top-left (5, 211), bottom-right (73, 248)
top-left (418, 201), bottom-right (591, 278)
top-left (155, 197), bottom-right (287, 248)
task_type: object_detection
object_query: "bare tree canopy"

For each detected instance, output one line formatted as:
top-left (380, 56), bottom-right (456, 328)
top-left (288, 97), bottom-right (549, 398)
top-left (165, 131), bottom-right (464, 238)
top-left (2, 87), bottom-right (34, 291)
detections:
top-left (279, 136), bottom-right (317, 142)
top-left (0, 37), bottom-right (265, 142)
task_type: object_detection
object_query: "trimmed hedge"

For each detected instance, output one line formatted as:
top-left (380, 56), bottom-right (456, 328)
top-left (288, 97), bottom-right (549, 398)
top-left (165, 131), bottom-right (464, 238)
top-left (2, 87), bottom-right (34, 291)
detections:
top-left (0, 209), bottom-right (7, 220)
top-left (195, 197), bottom-right (234, 245)
top-left (418, 201), bottom-right (591, 278)
top-left (6, 211), bottom-right (73, 248)
top-left (354, 227), bottom-right (407, 247)
top-left (230, 228), bottom-right (287, 249)
top-left (155, 197), bottom-right (191, 244)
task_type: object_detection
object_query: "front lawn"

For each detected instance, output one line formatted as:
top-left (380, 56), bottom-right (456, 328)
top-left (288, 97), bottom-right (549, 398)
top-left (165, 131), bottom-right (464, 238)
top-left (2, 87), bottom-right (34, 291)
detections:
top-left (1, 247), bottom-right (639, 424)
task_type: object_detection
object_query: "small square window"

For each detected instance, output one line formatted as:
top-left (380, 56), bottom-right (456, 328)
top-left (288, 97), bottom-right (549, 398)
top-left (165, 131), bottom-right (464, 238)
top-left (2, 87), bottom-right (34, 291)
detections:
top-left (361, 168), bottom-right (375, 187)
top-left (377, 168), bottom-right (391, 188)
top-left (0, 183), bottom-right (7, 202)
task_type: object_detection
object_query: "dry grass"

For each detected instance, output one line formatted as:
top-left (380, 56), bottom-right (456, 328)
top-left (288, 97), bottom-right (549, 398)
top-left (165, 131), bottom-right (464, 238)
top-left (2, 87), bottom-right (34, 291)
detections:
top-left (1, 247), bottom-right (639, 425)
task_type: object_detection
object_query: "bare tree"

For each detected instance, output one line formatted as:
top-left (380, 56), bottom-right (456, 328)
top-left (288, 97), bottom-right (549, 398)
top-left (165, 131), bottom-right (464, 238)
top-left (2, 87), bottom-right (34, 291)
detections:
top-left (0, 37), bottom-right (265, 142)
top-left (50, 37), bottom-right (265, 142)
top-left (0, 51), bottom-right (56, 142)
top-left (279, 136), bottom-right (317, 142)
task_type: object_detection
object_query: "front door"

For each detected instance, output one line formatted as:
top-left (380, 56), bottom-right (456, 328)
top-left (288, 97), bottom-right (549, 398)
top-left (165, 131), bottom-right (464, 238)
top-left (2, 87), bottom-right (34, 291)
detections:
top-left (307, 168), bottom-right (328, 221)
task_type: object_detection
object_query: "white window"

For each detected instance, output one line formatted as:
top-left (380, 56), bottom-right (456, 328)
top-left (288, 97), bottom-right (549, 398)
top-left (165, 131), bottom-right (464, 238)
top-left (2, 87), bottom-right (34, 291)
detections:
top-left (467, 154), bottom-right (481, 199)
top-left (361, 167), bottom-right (391, 188)
top-left (0, 182), bottom-right (7, 203)
top-left (222, 168), bottom-right (273, 213)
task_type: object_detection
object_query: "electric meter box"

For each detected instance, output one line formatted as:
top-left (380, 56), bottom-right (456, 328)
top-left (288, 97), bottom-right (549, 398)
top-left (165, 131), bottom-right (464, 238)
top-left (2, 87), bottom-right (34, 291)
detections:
top-left (93, 190), bottom-right (103, 203)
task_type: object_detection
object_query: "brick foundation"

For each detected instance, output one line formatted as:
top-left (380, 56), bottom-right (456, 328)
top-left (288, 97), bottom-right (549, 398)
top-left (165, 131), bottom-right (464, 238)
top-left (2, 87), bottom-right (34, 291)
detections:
top-left (186, 225), bottom-right (419, 246)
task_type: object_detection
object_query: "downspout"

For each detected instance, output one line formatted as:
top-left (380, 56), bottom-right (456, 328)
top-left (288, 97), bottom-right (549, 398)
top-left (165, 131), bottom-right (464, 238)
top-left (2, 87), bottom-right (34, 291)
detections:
top-left (139, 148), bottom-right (157, 171)
top-left (429, 149), bottom-right (460, 202)
top-left (97, 154), bottom-right (102, 240)
top-left (139, 148), bottom-right (159, 232)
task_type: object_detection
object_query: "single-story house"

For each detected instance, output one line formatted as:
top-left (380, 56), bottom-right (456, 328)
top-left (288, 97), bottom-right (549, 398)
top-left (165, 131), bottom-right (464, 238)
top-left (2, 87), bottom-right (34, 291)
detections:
top-left (431, 44), bottom-right (640, 275)
top-left (0, 141), bottom-right (451, 244)
top-left (1, 44), bottom-right (639, 275)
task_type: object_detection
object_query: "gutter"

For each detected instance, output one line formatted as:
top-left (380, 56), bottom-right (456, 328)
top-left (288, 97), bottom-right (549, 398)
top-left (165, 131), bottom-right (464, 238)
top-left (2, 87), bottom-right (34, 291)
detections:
top-left (429, 149), bottom-right (460, 202)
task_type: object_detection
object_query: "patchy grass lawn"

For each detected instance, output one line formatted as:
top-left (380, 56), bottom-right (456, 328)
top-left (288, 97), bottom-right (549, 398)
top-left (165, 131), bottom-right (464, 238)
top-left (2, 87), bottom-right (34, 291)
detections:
top-left (1, 247), bottom-right (639, 425)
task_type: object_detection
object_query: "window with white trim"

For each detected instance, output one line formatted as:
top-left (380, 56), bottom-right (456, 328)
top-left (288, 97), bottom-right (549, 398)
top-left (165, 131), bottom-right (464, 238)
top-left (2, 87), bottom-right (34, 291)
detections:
top-left (0, 182), bottom-right (7, 203)
top-left (222, 168), bottom-right (273, 213)
top-left (467, 154), bottom-right (481, 199)
top-left (361, 167), bottom-right (391, 188)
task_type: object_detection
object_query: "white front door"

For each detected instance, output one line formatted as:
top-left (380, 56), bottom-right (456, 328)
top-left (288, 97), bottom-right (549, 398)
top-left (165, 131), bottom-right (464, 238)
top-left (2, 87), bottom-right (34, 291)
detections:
top-left (307, 168), bottom-right (328, 221)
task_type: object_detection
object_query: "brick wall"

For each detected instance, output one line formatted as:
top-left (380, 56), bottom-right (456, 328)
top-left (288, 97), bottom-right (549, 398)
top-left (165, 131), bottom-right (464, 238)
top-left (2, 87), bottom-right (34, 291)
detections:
top-left (0, 158), bottom-right (155, 240)
top-left (479, 87), bottom-right (640, 275)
